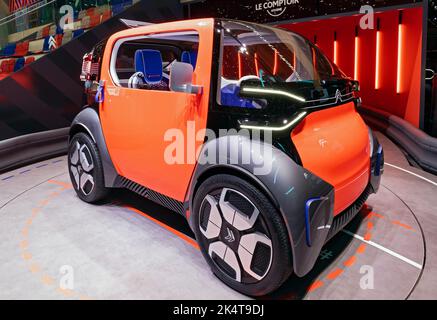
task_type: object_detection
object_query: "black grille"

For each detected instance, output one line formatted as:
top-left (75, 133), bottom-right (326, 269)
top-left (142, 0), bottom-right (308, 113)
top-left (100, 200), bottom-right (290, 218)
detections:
top-left (120, 177), bottom-right (185, 215)
top-left (250, 242), bottom-right (271, 277)
top-left (226, 191), bottom-right (254, 219)
top-left (326, 184), bottom-right (373, 241)
top-left (200, 202), bottom-right (211, 231)
top-left (213, 253), bottom-right (237, 280)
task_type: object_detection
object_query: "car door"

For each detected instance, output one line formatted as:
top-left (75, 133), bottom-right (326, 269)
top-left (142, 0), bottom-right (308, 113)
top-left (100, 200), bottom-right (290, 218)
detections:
top-left (99, 20), bottom-right (214, 202)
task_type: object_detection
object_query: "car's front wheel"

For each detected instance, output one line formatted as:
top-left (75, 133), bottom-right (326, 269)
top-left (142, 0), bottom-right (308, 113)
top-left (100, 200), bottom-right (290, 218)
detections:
top-left (68, 132), bottom-right (108, 203)
top-left (192, 174), bottom-right (293, 297)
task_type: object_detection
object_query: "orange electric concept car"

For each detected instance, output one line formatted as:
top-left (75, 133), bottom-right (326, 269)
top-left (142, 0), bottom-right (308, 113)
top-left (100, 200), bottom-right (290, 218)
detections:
top-left (69, 18), bottom-right (384, 296)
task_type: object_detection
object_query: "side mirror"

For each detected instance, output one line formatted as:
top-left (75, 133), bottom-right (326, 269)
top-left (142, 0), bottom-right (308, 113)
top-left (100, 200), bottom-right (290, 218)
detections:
top-left (170, 62), bottom-right (203, 94)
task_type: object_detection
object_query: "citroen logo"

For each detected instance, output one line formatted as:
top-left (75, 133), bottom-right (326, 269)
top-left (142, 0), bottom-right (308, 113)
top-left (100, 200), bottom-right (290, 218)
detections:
top-left (335, 89), bottom-right (343, 102)
top-left (319, 138), bottom-right (328, 148)
top-left (224, 228), bottom-right (235, 243)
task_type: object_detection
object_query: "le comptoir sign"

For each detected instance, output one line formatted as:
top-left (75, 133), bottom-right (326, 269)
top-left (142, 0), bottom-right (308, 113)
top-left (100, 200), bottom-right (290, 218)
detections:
top-left (254, 0), bottom-right (300, 17)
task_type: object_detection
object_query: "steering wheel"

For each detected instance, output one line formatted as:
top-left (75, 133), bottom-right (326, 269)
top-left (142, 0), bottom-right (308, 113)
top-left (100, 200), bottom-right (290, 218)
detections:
top-left (164, 59), bottom-right (178, 72)
top-left (237, 75), bottom-right (261, 88)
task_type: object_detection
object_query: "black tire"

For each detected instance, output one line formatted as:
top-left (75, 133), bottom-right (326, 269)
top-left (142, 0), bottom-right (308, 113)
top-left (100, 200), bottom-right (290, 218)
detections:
top-left (68, 132), bottom-right (109, 203)
top-left (192, 174), bottom-right (293, 297)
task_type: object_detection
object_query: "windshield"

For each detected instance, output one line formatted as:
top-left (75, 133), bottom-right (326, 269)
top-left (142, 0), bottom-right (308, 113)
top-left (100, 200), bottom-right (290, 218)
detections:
top-left (217, 20), bottom-right (352, 110)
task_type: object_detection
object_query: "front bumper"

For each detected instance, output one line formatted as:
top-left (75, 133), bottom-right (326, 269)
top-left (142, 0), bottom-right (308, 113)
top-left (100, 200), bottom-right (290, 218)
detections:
top-left (270, 136), bottom-right (384, 276)
top-left (326, 136), bottom-right (384, 242)
top-left (280, 136), bottom-right (384, 276)
top-left (192, 135), bottom-right (384, 278)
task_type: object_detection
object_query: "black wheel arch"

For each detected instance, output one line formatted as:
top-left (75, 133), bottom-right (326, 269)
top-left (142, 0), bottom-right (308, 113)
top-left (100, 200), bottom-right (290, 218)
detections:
top-left (190, 164), bottom-right (280, 214)
top-left (69, 107), bottom-right (119, 188)
top-left (186, 135), bottom-right (335, 277)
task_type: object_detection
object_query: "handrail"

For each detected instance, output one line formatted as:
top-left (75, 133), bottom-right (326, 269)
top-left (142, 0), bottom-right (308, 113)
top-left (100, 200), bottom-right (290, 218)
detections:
top-left (426, 69), bottom-right (435, 81)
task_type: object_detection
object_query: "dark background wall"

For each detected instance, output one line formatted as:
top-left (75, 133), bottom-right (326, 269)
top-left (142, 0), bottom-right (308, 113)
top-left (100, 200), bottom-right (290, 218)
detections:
top-left (187, 0), bottom-right (423, 23)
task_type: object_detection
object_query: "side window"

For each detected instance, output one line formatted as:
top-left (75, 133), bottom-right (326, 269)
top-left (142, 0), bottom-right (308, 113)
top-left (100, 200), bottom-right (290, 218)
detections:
top-left (219, 30), bottom-right (271, 109)
top-left (111, 31), bottom-right (199, 91)
top-left (217, 21), bottom-right (321, 109)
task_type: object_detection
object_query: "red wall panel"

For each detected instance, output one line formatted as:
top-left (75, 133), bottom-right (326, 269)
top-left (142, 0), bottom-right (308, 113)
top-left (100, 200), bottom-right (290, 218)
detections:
top-left (279, 7), bottom-right (423, 128)
top-left (402, 9), bottom-right (423, 127)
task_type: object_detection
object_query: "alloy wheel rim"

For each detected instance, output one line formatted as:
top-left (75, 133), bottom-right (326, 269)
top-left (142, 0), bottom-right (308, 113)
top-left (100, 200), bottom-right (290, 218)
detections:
top-left (69, 141), bottom-right (95, 196)
top-left (199, 188), bottom-right (273, 284)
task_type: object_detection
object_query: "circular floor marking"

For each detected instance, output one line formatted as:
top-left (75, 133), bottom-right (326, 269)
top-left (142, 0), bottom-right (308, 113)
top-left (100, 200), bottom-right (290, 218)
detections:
top-left (0, 159), bottom-right (428, 299)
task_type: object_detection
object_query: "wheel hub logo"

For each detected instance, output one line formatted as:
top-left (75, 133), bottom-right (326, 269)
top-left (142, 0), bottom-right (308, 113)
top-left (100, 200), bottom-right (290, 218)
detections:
top-left (255, 0), bottom-right (300, 18)
top-left (225, 228), bottom-right (235, 243)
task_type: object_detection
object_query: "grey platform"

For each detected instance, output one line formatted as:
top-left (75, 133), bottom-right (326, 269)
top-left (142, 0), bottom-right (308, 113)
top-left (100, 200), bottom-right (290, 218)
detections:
top-left (0, 132), bottom-right (436, 300)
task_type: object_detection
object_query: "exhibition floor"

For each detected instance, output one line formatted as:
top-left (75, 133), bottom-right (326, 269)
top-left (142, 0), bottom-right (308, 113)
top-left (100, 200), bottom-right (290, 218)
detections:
top-left (0, 132), bottom-right (435, 300)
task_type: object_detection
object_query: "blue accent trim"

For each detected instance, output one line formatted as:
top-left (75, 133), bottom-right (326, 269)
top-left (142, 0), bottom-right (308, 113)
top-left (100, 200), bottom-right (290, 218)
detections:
top-left (273, 168), bottom-right (279, 184)
top-left (375, 145), bottom-right (383, 176)
top-left (95, 81), bottom-right (105, 103)
top-left (305, 198), bottom-right (323, 247)
top-left (285, 186), bottom-right (295, 195)
top-left (259, 69), bottom-right (265, 87)
top-left (0, 159), bottom-right (62, 182)
top-left (276, 142), bottom-right (286, 153)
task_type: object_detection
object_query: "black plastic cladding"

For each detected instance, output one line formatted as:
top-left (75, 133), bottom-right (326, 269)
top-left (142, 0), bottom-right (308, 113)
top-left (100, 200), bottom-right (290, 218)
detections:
top-left (188, 135), bottom-right (335, 277)
top-left (189, 134), bottom-right (383, 277)
top-left (119, 176), bottom-right (185, 215)
top-left (69, 108), bottom-right (119, 187)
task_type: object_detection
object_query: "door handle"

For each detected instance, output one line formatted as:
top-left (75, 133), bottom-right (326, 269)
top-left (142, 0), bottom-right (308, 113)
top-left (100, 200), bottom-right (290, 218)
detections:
top-left (426, 69), bottom-right (435, 81)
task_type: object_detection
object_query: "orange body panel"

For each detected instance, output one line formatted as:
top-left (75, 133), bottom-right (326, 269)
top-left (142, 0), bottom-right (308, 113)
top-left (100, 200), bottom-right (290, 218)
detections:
top-left (292, 102), bottom-right (370, 215)
top-left (99, 19), bottom-right (214, 201)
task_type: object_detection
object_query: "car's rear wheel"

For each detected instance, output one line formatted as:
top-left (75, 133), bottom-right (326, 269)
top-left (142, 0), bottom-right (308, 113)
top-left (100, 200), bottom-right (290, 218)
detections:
top-left (192, 174), bottom-right (293, 297)
top-left (68, 132), bottom-right (108, 203)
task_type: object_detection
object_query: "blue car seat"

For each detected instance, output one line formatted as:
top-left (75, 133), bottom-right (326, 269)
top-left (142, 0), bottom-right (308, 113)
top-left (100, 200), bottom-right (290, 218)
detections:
top-left (220, 83), bottom-right (260, 108)
top-left (128, 49), bottom-right (168, 90)
top-left (181, 50), bottom-right (198, 69)
top-left (181, 51), bottom-right (191, 64)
